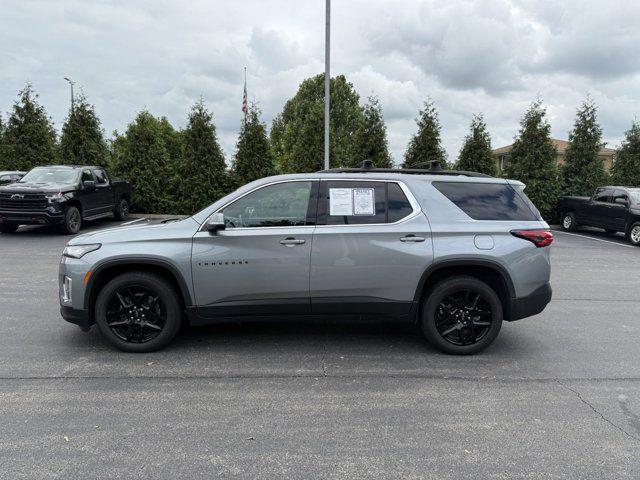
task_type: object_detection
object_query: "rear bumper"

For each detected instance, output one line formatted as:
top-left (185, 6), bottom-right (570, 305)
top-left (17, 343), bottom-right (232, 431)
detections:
top-left (0, 210), bottom-right (64, 225)
top-left (60, 306), bottom-right (92, 331)
top-left (508, 283), bottom-right (552, 321)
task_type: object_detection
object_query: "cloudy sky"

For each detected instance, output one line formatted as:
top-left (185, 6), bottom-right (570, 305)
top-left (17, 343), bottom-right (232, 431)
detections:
top-left (2, 0), bottom-right (639, 165)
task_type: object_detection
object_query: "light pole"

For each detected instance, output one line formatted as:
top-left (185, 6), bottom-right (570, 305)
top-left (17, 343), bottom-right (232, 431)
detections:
top-left (324, 0), bottom-right (330, 170)
top-left (63, 77), bottom-right (75, 113)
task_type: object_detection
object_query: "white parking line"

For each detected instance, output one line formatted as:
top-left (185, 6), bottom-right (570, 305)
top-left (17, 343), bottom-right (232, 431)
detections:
top-left (554, 230), bottom-right (636, 249)
top-left (120, 217), bottom-right (147, 226)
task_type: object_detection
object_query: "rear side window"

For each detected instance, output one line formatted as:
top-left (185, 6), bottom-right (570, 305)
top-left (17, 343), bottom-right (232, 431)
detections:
top-left (433, 182), bottom-right (540, 221)
top-left (319, 181), bottom-right (414, 225)
top-left (92, 169), bottom-right (109, 185)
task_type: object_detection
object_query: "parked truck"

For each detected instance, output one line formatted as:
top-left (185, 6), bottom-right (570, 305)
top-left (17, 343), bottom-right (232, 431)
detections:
top-left (0, 165), bottom-right (131, 234)
top-left (558, 186), bottom-right (640, 245)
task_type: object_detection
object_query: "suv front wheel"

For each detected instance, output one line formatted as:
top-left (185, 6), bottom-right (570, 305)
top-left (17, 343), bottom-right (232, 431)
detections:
top-left (421, 276), bottom-right (503, 355)
top-left (95, 272), bottom-right (182, 352)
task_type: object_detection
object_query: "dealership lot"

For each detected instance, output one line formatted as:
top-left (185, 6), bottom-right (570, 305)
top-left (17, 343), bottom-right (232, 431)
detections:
top-left (1, 221), bottom-right (639, 478)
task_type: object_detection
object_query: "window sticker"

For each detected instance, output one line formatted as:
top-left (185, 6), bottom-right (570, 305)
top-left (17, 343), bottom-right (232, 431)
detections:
top-left (352, 188), bottom-right (375, 215)
top-left (329, 188), bottom-right (353, 216)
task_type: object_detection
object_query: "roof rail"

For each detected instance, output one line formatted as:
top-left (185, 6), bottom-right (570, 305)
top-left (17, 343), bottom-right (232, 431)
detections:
top-left (318, 160), bottom-right (492, 178)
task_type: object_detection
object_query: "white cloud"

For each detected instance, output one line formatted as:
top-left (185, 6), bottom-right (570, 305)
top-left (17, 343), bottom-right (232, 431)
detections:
top-left (1, 0), bottom-right (639, 166)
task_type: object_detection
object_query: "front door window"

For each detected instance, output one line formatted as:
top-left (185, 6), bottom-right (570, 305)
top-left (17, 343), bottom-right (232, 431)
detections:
top-left (221, 181), bottom-right (313, 228)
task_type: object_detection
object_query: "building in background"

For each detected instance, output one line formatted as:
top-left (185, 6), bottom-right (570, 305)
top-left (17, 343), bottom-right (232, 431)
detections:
top-left (493, 139), bottom-right (615, 174)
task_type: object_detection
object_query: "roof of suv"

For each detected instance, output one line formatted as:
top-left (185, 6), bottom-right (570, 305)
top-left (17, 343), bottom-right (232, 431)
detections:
top-left (32, 165), bottom-right (104, 170)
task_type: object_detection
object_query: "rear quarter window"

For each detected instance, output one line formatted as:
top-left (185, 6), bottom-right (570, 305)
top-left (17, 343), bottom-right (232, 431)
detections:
top-left (433, 182), bottom-right (540, 221)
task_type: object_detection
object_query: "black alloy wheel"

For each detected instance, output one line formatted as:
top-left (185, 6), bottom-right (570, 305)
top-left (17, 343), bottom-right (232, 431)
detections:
top-left (434, 289), bottom-right (493, 346)
top-left (421, 276), bottom-right (503, 355)
top-left (106, 285), bottom-right (167, 343)
top-left (95, 272), bottom-right (182, 352)
top-left (62, 206), bottom-right (82, 234)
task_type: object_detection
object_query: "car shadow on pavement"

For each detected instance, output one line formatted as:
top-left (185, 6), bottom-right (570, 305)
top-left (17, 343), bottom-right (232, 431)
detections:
top-left (60, 316), bottom-right (536, 363)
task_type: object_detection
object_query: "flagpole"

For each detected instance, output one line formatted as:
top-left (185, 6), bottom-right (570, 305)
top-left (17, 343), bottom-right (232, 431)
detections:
top-left (324, 0), bottom-right (330, 170)
top-left (243, 67), bottom-right (248, 125)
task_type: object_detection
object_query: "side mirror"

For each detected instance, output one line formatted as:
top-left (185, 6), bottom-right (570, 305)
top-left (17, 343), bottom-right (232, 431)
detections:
top-left (205, 213), bottom-right (226, 233)
top-left (83, 180), bottom-right (96, 191)
top-left (614, 197), bottom-right (628, 206)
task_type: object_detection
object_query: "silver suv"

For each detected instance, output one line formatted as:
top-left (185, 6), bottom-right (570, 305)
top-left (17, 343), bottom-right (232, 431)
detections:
top-left (59, 166), bottom-right (552, 354)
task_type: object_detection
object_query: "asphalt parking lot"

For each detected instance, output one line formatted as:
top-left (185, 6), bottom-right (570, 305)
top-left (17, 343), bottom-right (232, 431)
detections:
top-left (1, 220), bottom-right (639, 479)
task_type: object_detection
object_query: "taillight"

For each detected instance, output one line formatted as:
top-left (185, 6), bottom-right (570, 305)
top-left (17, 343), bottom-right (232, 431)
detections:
top-left (511, 229), bottom-right (553, 247)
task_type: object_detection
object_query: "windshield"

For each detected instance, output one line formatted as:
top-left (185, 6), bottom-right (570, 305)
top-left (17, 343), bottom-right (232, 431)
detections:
top-left (628, 189), bottom-right (640, 204)
top-left (19, 168), bottom-right (79, 184)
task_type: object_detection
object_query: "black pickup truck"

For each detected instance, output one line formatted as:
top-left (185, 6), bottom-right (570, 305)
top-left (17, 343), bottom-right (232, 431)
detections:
top-left (0, 165), bottom-right (131, 234)
top-left (558, 186), bottom-right (640, 245)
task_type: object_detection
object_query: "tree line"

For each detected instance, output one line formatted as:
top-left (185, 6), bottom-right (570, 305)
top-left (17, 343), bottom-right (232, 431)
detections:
top-left (1, 77), bottom-right (639, 220)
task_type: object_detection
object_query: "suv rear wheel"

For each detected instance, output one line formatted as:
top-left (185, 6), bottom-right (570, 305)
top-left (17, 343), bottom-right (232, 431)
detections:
top-left (629, 222), bottom-right (640, 246)
top-left (562, 212), bottom-right (578, 232)
top-left (95, 272), bottom-right (182, 352)
top-left (421, 276), bottom-right (503, 355)
top-left (113, 198), bottom-right (130, 221)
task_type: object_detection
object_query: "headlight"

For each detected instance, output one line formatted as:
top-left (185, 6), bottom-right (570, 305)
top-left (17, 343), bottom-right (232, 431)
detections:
top-left (46, 192), bottom-right (64, 202)
top-left (63, 244), bottom-right (101, 259)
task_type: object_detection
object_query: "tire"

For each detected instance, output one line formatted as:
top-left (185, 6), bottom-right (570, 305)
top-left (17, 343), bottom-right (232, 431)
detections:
top-left (420, 276), bottom-right (503, 355)
top-left (0, 223), bottom-right (19, 234)
top-left (113, 198), bottom-right (130, 221)
top-left (95, 272), bottom-right (182, 352)
top-left (61, 206), bottom-right (82, 235)
top-left (605, 229), bottom-right (617, 234)
top-left (562, 212), bottom-right (578, 232)
top-left (629, 222), bottom-right (640, 247)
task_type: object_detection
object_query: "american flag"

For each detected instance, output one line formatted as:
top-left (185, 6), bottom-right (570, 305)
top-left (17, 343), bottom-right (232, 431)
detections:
top-left (242, 67), bottom-right (247, 123)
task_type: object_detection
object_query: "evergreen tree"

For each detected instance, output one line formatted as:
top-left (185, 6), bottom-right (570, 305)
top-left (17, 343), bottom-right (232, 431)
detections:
top-left (109, 111), bottom-right (177, 214)
top-left (562, 97), bottom-right (608, 196)
top-left (231, 104), bottom-right (275, 188)
top-left (1, 84), bottom-right (56, 171)
top-left (353, 96), bottom-right (393, 168)
top-left (403, 99), bottom-right (448, 169)
top-left (270, 74), bottom-right (364, 172)
top-left (611, 121), bottom-right (640, 186)
top-left (456, 113), bottom-right (497, 176)
top-left (174, 99), bottom-right (227, 214)
top-left (59, 93), bottom-right (108, 166)
top-left (504, 100), bottom-right (559, 220)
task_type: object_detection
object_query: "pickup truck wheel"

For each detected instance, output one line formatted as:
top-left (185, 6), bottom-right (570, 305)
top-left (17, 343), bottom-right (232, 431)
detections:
top-left (113, 198), bottom-right (130, 221)
top-left (629, 223), bottom-right (640, 246)
top-left (61, 206), bottom-right (82, 235)
top-left (562, 212), bottom-right (578, 232)
top-left (95, 272), bottom-right (182, 353)
top-left (0, 223), bottom-right (19, 234)
top-left (420, 276), bottom-right (503, 355)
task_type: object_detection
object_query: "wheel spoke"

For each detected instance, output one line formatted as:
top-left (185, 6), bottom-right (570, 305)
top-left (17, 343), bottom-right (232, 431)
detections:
top-left (116, 292), bottom-right (131, 309)
top-left (440, 325), bottom-right (458, 336)
top-left (143, 321), bottom-right (162, 331)
top-left (108, 319), bottom-right (129, 327)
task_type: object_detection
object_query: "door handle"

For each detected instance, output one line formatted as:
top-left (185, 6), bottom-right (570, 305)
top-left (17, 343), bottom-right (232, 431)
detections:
top-left (280, 237), bottom-right (306, 246)
top-left (400, 234), bottom-right (425, 243)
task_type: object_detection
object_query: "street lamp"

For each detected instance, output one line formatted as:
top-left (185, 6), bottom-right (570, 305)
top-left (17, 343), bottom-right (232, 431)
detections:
top-left (324, 0), bottom-right (330, 170)
top-left (63, 77), bottom-right (75, 112)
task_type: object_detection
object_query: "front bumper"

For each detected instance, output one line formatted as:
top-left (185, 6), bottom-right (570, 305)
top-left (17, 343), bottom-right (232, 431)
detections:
top-left (508, 283), bottom-right (552, 321)
top-left (59, 256), bottom-right (93, 330)
top-left (60, 306), bottom-right (92, 331)
top-left (0, 209), bottom-right (64, 225)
